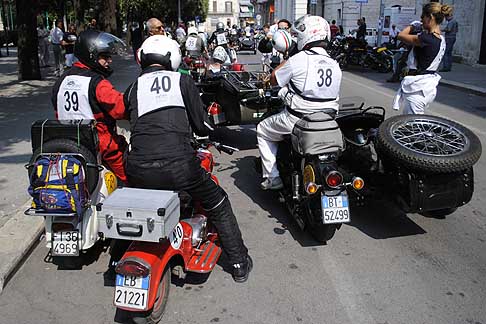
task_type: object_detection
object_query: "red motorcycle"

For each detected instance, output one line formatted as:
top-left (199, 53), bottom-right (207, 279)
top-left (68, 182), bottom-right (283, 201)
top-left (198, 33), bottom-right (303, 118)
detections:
top-left (105, 140), bottom-right (238, 324)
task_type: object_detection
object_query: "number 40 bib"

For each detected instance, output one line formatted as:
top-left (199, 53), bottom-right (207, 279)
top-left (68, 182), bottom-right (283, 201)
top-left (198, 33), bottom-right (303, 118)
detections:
top-left (137, 71), bottom-right (185, 118)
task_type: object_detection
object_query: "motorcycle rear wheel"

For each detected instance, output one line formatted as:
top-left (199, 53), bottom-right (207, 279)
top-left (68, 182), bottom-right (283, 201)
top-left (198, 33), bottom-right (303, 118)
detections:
top-left (130, 266), bottom-right (171, 324)
top-left (309, 224), bottom-right (337, 243)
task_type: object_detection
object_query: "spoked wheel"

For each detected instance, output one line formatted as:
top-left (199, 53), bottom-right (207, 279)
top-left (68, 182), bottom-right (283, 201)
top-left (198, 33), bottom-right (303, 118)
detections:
top-left (129, 266), bottom-right (171, 324)
top-left (376, 115), bottom-right (482, 173)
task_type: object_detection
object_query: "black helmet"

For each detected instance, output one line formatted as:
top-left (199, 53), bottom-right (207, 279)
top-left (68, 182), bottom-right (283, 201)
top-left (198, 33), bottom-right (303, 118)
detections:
top-left (74, 29), bottom-right (126, 77)
top-left (216, 22), bottom-right (225, 32)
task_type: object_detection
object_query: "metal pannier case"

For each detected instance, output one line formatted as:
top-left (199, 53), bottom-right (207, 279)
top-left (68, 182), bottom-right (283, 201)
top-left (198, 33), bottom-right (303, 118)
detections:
top-left (291, 111), bottom-right (344, 155)
top-left (97, 188), bottom-right (180, 242)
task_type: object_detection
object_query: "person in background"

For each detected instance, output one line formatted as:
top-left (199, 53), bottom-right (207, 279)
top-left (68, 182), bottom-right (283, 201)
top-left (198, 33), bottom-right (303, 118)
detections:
top-left (392, 2), bottom-right (450, 115)
top-left (330, 20), bottom-right (339, 39)
top-left (182, 26), bottom-right (208, 59)
top-left (440, 8), bottom-right (458, 72)
top-left (146, 18), bottom-right (165, 36)
top-left (37, 23), bottom-right (50, 68)
top-left (88, 18), bottom-right (98, 30)
top-left (198, 25), bottom-right (208, 47)
top-left (50, 19), bottom-right (65, 77)
top-left (175, 23), bottom-right (187, 44)
top-left (62, 24), bottom-right (77, 68)
top-left (389, 24), bottom-right (400, 46)
top-left (206, 46), bottom-right (228, 79)
top-left (356, 18), bottom-right (366, 41)
top-left (130, 22), bottom-right (143, 61)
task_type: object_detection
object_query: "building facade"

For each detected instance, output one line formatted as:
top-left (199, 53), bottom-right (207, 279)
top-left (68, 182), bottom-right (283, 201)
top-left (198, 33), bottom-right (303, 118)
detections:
top-left (205, 0), bottom-right (240, 32)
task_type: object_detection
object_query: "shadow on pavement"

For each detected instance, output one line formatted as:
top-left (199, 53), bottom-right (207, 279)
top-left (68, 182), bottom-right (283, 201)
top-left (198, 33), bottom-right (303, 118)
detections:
top-left (230, 154), bottom-right (427, 243)
top-left (211, 124), bottom-right (257, 151)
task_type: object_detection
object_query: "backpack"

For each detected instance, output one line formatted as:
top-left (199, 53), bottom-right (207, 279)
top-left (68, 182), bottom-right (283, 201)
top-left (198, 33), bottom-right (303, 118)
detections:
top-left (28, 155), bottom-right (88, 216)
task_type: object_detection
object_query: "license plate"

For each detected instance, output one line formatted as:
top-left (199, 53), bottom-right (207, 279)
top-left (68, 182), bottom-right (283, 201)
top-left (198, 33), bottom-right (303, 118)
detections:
top-left (52, 231), bottom-right (79, 256)
top-left (322, 193), bottom-right (350, 224)
top-left (114, 275), bottom-right (149, 310)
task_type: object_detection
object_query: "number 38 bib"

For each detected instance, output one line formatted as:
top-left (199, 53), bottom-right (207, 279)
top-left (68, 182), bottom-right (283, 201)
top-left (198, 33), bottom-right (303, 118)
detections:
top-left (57, 75), bottom-right (94, 120)
top-left (137, 71), bottom-right (185, 118)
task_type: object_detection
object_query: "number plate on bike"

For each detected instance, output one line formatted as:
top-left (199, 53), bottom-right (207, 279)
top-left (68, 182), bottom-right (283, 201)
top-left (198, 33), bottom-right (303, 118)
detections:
top-left (321, 193), bottom-right (350, 224)
top-left (114, 275), bottom-right (149, 310)
top-left (51, 231), bottom-right (79, 256)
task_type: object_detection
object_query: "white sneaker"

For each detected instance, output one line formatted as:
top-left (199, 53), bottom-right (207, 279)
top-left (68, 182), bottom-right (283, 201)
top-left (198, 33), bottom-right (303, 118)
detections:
top-left (260, 177), bottom-right (283, 190)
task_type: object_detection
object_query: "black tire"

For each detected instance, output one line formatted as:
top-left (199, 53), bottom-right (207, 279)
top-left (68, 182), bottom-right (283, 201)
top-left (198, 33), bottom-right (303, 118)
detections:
top-left (309, 224), bottom-right (337, 243)
top-left (29, 138), bottom-right (99, 193)
top-left (130, 266), bottom-right (171, 324)
top-left (376, 115), bottom-right (482, 173)
top-left (420, 207), bottom-right (457, 219)
top-left (377, 56), bottom-right (393, 73)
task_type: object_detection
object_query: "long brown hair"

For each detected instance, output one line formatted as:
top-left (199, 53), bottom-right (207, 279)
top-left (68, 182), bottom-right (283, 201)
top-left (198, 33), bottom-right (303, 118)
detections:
top-left (422, 2), bottom-right (453, 25)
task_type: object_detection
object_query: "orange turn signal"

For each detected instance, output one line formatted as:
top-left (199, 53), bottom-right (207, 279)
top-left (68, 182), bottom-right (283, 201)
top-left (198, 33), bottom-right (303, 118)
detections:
top-left (306, 182), bottom-right (319, 195)
top-left (352, 177), bottom-right (364, 190)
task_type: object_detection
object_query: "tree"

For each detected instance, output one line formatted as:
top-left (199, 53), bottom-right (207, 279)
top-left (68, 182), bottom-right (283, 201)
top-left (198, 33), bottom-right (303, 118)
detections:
top-left (99, 0), bottom-right (117, 34)
top-left (16, 0), bottom-right (41, 80)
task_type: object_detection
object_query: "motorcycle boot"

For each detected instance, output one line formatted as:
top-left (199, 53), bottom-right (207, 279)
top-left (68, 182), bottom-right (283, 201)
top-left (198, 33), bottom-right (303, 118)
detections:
top-left (206, 197), bottom-right (251, 282)
top-left (232, 255), bottom-right (253, 283)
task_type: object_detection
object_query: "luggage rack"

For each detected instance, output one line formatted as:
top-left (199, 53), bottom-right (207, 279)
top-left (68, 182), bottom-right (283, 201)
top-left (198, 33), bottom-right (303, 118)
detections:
top-left (224, 71), bottom-right (264, 91)
top-left (24, 208), bottom-right (77, 217)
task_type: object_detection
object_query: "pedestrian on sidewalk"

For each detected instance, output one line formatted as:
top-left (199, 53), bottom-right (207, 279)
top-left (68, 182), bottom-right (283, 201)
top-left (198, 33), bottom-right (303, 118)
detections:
top-left (37, 23), bottom-right (50, 68)
top-left (440, 8), bottom-right (458, 72)
top-left (330, 20), bottom-right (339, 39)
top-left (392, 2), bottom-right (450, 115)
top-left (50, 19), bottom-right (65, 76)
top-left (62, 24), bottom-right (77, 68)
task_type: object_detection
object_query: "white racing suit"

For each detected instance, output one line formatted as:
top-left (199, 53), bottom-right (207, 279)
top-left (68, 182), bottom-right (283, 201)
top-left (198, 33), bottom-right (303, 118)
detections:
top-left (392, 35), bottom-right (445, 114)
top-left (257, 47), bottom-right (342, 179)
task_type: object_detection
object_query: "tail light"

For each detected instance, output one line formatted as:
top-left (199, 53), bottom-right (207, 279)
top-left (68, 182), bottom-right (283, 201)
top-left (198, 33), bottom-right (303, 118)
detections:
top-left (116, 259), bottom-right (150, 277)
top-left (305, 182), bottom-right (319, 195)
top-left (52, 222), bottom-right (75, 232)
top-left (325, 171), bottom-right (343, 188)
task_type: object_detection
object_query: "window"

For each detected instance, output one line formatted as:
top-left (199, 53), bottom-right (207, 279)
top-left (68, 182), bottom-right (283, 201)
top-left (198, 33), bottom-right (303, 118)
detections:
top-left (337, 9), bottom-right (341, 20)
top-left (225, 1), bottom-right (233, 13)
top-left (240, 5), bottom-right (250, 13)
top-left (213, 1), bottom-right (217, 12)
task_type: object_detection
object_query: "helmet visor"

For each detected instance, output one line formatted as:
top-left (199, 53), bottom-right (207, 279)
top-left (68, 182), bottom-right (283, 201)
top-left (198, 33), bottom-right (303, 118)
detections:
top-left (96, 32), bottom-right (127, 56)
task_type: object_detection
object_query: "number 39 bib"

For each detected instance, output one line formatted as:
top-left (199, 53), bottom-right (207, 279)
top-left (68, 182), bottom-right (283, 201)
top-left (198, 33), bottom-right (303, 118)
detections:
top-left (57, 75), bottom-right (94, 120)
top-left (136, 71), bottom-right (185, 118)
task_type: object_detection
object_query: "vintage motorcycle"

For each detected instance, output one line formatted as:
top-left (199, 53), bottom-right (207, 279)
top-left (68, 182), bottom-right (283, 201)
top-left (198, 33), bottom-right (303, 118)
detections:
top-left (25, 120), bottom-right (117, 267)
top-left (254, 97), bottom-right (482, 242)
top-left (94, 139), bottom-right (238, 323)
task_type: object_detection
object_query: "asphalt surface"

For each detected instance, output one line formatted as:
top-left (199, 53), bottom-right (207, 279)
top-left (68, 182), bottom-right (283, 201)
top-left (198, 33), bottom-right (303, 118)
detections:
top-left (0, 52), bottom-right (485, 324)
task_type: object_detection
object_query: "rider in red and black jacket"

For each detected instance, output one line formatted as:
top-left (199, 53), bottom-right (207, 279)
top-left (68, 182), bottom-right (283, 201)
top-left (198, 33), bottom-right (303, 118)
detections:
top-left (51, 30), bottom-right (128, 183)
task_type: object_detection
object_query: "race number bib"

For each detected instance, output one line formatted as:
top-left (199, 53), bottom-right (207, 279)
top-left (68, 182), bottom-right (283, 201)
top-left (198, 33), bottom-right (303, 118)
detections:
top-left (136, 71), bottom-right (185, 118)
top-left (57, 75), bottom-right (94, 120)
top-left (216, 33), bottom-right (227, 45)
top-left (185, 36), bottom-right (198, 51)
top-left (304, 58), bottom-right (341, 98)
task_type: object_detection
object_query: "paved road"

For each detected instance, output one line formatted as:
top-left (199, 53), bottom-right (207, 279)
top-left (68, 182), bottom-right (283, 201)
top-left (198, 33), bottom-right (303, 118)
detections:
top-left (0, 52), bottom-right (485, 324)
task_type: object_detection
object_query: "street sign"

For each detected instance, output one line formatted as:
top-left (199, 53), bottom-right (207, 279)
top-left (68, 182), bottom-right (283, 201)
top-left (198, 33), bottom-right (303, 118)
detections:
top-left (310, 0), bottom-right (317, 4)
top-left (355, 0), bottom-right (368, 3)
top-left (256, 14), bottom-right (262, 20)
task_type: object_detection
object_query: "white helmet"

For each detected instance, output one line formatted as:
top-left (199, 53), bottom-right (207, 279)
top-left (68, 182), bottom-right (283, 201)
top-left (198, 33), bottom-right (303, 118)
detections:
top-left (137, 35), bottom-right (182, 71)
top-left (188, 26), bottom-right (198, 35)
top-left (271, 30), bottom-right (292, 53)
top-left (212, 46), bottom-right (227, 63)
top-left (292, 14), bottom-right (330, 51)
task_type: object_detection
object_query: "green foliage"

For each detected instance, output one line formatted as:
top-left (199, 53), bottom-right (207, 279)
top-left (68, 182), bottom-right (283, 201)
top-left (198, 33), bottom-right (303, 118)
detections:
top-left (119, 0), bottom-right (208, 24)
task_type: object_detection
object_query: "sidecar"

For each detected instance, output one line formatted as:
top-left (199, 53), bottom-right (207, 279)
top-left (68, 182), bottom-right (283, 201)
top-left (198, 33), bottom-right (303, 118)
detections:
top-left (198, 69), bottom-right (278, 126)
top-left (335, 97), bottom-right (482, 217)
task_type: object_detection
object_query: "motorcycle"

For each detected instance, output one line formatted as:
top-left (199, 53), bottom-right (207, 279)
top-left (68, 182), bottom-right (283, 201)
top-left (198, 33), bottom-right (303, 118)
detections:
top-left (97, 139), bottom-right (239, 323)
top-left (255, 97), bottom-right (482, 242)
top-left (25, 120), bottom-right (117, 267)
top-left (182, 55), bottom-right (207, 83)
top-left (333, 36), bottom-right (393, 73)
top-left (238, 33), bottom-right (257, 54)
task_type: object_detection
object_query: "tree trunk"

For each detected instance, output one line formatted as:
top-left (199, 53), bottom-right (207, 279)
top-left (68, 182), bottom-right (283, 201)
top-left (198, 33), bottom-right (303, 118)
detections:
top-left (73, 0), bottom-right (87, 32)
top-left (16, 0), bottom-right (41, 80)
top-left (99, 0), bottom-right (117, 34)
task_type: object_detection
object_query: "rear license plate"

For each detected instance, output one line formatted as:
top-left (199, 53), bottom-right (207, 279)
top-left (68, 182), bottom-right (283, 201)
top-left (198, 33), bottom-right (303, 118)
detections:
top-left (114, 275), bottom-right (149, 310)
top-left (321, 193), bottom-right (350, 224)
top-left (51, 231), bottom-right (79, 256)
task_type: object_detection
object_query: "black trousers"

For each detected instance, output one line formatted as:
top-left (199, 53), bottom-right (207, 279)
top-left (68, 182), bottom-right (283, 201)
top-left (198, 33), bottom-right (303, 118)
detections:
top-left (125, 156), bottom-right (248, 265)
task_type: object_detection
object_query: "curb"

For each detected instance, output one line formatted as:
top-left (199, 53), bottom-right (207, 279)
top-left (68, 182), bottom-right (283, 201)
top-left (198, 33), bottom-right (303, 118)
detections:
top-left (0, 201), bottom-right (44, 294)
top-left (439, 79), bottom-right (486, 96)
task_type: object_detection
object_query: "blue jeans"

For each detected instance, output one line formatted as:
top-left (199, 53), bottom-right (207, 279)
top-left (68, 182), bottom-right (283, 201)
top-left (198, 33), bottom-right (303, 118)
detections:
top-left (442, 37), bottom-right (456, 70)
